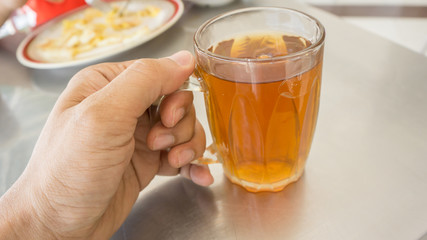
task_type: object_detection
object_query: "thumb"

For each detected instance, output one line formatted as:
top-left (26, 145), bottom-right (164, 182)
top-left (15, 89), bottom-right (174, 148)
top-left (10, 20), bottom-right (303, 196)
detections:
top-left (90, 51), bottom-right (195, 119)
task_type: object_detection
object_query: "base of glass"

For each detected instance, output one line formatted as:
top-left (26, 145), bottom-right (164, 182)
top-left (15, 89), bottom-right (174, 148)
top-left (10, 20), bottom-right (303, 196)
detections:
top-left (224, 170), bottom-right (304, 193)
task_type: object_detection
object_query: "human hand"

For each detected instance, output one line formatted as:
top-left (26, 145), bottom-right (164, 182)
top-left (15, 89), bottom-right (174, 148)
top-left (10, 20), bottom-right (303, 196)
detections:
top-left (0, 0), bottom-right (27, 10)
top-left (0, 0), bottom-right (26, 24)
top-left (0, 0), bottom-right (64, 9)
top-left (0, 0), bottom-right (65, 25)
top-left (0, 51), bottom-right (213, 239)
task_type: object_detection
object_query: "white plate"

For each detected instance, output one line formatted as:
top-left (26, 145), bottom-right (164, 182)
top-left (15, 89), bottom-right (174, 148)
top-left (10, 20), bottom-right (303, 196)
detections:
top-left (17, 0), bottom-right (184, 69)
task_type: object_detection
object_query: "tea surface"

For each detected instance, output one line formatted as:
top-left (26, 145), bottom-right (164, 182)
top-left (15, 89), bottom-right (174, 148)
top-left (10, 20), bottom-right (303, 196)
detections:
top-left (209, 32), bottom-right (311, 59)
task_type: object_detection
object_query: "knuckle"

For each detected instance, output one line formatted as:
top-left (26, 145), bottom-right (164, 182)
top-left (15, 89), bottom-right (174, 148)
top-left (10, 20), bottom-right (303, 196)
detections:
top-left (69, 63), bottom-right (108, 85)
top-left (75, 100), bottom-right (106, 129)
top-left (132, 59), bottom-right (165, 78)
top-left (72, 99), bottom-right (124, 146)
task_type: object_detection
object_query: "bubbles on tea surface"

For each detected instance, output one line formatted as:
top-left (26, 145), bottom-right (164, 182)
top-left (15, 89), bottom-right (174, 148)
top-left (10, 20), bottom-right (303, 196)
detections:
top-left (282, 35), bottom-right (312, 53)
top-left (209, 32), bottom-right (311, 59)
top-left (232, 34), bottom-right (288, 59)
top-left (256, 54), bottom-right (274, 59)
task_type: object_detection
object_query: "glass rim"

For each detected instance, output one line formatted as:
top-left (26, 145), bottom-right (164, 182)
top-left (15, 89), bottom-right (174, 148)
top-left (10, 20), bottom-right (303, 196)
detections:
top-left (193, 7), bottom-right (326, 63)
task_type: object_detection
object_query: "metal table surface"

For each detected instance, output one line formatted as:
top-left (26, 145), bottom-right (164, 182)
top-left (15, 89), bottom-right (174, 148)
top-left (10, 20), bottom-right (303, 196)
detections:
top-left (1, 1), bottom-right (427, 239)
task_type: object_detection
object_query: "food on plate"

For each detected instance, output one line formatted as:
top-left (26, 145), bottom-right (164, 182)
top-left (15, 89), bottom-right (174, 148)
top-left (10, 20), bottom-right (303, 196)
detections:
top-left (26, 2), bottom-right (169, 62)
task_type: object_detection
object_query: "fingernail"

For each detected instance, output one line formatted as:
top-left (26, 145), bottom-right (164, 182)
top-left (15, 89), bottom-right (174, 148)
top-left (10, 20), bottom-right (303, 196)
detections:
top-left (152, 134), bottom-right (175, 150)
top-left (173, 108), bottom-right (185, 126)
top-left (177, 149), bottom-right (195, 167)
top-left (168, 51), bottom-right (192, 66)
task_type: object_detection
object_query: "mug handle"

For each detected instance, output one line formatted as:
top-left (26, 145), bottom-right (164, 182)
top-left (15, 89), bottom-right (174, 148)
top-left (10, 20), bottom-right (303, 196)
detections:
top-left (179, 73), bottom-right (204, 92)
top-left (149, 72), bottom-right (221, 165)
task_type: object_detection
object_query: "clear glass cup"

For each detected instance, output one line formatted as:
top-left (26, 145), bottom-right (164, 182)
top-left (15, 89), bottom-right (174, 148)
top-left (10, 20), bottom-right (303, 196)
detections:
top-left (181, 7), bottom-right (325, 192)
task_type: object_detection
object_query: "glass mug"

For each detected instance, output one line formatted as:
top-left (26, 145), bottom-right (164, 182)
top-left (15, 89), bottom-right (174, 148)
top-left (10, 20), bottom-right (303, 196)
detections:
top-left (172, 7), bottom-right (324, 192)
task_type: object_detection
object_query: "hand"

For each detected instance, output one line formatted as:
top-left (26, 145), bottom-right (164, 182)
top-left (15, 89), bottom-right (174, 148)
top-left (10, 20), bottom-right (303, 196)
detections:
top-left (0, 0), bottom-right (65, 25)
top-left (0, 51), bottom-right (213, 239)
top-left (0, 0), bottom-right (26, 25)
top-left (0, 0), bottom-right (64, 9)
top-left (0, 0), bottom-right (27, 10)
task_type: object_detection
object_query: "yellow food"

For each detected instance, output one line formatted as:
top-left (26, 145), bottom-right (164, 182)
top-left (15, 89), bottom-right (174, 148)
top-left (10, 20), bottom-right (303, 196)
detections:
top-left (38, 5), bottom-right (161, 58)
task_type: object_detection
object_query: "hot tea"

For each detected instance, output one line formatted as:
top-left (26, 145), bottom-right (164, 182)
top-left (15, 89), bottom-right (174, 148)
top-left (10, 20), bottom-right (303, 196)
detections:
top-left (199, 32), bottom-right (322, 192)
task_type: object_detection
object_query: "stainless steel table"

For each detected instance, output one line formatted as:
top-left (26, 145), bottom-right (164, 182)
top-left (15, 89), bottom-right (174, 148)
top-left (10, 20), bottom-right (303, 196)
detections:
top-left (1, 1), bottom-right (427, 239)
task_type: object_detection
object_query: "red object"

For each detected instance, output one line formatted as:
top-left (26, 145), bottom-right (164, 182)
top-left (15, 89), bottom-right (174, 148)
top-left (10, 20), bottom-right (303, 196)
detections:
top-left (25, 0), bottom-right (87, 26)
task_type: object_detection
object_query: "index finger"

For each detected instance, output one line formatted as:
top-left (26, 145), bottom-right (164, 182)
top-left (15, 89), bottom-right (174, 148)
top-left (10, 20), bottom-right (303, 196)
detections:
top-left (59, 51), bottom-right (195, 118)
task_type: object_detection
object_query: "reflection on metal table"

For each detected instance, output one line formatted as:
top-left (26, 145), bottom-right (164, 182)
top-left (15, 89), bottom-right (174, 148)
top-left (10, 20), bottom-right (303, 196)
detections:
top-left (1, 0), bottom-right (427, 239)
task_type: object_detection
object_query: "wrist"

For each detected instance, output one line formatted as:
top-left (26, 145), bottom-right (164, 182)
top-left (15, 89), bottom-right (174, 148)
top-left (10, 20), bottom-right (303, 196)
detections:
top-left (0, 178), bottom-right (56, 240)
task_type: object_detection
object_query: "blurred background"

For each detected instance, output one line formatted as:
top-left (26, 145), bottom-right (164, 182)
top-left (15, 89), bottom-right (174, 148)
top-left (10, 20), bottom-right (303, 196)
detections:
top-left (295, 0), bottom-right (427, 56)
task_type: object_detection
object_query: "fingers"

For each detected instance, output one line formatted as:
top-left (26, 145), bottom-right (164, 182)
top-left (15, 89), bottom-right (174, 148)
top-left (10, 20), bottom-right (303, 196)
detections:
top-left (60, 51), bottom-right (194, 119)
top-left (167, 120), bottom-right (206, 168)
top-left (159, 90), bottom-right (194, 128)
top-left (146, 92), bottom-right (196, 151)
top-left (180, 164), bottom-right (214, 187)
top-left (95, 51), bottom-right (195, 119)
top-left (147, 115), bottom-right (206, 168)
top-left (143, 90), bottom-right (214, 186)
top-left (157, 156), bottom-right (214, 187)
top-left (60, 60), bottom-right (131, 108)
top-left (156, 120), bottom-right (213, 186)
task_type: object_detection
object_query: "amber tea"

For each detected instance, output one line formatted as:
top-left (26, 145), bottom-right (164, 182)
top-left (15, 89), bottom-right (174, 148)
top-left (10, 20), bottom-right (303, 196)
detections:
top-left (191, 7), bottom-right (325, 192)
top-left (198, 32), bottom-right (323, 192)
